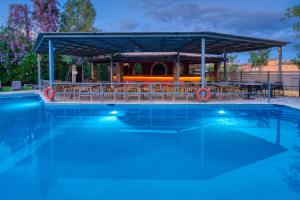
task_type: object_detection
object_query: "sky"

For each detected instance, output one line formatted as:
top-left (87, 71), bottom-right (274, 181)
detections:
top-left (0, 0), bottom-right (299, 63)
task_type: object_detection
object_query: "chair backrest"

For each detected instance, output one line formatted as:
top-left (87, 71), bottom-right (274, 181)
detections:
top-left (11, 81), bottom-right (22, 90)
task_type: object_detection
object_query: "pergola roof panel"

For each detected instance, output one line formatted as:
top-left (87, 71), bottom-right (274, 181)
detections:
top-left (33, 32), bottom-right (288, 57)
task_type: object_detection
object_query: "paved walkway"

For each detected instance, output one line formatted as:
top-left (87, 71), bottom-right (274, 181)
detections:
top-left (0, 90), bottom-right (38, 95)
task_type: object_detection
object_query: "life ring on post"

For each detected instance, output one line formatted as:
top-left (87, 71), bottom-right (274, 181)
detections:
top-left (195, 87), bottom-right (211, 101)
top-left (44, 86), bottom-right (55, 100)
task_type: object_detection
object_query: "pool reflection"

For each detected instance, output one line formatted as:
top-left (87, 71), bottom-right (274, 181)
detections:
top-left (1, 103), bottom-right (300, 200)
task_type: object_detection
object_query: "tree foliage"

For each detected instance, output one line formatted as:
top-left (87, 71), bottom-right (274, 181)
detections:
top-left (6, 4), bottom-right (32, 63)
top-left (286, 4), bottom-right (300, 68)
top-left (248, 49), bottom-right (271, 71)
top-left (31, 0), bottom-right (59, 32)
top-left (0, 4), bottom-right (35, 84)
top-left (226, 55), bottom-right (240, 72)
top-left (60, 0), bottom-right (97, 32)
top-left (0, 0), bottom-right (99, 85)
top-left (8, 4), bottom-right (31, 40)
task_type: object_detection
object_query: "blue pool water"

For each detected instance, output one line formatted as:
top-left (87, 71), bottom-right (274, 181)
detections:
top-left (1, 94), bottom-right (300, 200)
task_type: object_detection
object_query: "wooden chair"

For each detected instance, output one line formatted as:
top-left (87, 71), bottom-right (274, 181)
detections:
top-left (152, 84), bottom-right (165, 102)
top-left (185, 85), bottom-right (198, 102)
top-left (78, 85), bottom-right (93, 102)
top-left (124, 86), bottom-right (141, 102)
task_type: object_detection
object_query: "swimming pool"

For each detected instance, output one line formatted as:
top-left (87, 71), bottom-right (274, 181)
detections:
top-left (0, 94), bottom-right (300, 200)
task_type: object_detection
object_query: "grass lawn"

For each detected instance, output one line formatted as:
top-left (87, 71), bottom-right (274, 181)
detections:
top-left (0, 86), bottom-right (34, 92)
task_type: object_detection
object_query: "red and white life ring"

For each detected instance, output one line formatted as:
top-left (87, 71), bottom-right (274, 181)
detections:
top-left (44, 86), bottom-right (55, 100)
top-left (195, 87), bottom-right (211, 101)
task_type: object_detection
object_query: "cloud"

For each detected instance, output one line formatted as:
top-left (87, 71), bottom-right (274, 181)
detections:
top-left (134, 0), bottom-right (296, 42)
top-left (119, 20), bottom-right (139, 31)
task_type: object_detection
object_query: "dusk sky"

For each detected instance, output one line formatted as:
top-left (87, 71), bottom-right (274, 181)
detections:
top-left (0, 0), bottom-right (299, 63)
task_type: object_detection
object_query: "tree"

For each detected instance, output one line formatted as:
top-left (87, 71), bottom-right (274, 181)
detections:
top-left (0, 4), bottom-right (35, 85)
top-left (286, 4), bottom-right (300, 68)
top-left (31, 0), bottom-right (59, 32)
top-left (248, 49), bottom-right (271, 71)
top-left (59, 0), bottom-right (98, 81)
top-left (6, 4), bottom-right (32, 63)
top-left (292, 52), bottom-right (300, 69)
top-left (227, 54), bottom-right (240, 72)
top-left (60, 0), bottom-right (97, 32)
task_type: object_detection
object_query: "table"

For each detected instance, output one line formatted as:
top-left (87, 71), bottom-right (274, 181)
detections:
top-left (241, 83), bottom-right (263, 99)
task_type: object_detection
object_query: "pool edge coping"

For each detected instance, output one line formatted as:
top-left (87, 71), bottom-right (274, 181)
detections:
top-left (36, 93), bottom-right (300, 111)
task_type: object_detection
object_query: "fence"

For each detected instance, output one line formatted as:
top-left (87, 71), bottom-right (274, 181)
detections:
top-left (217, 71), bottom-right (300, 96)
top-left (41, 80), bottom-right (282, 103)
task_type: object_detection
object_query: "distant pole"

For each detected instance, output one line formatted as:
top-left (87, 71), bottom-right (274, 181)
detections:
top-left (37, 54), bottom-right (41, 92)
top-left (201, 38), bottom-right (206, 88)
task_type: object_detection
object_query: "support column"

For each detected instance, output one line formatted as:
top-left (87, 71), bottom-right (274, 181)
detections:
top-left (173, 53), bottom-right (180, 82)
top-left (110, 54), bottom-right (114, 84)
top-left (132, 63), bottom-right (136, 75)
top-left (37, 54), bottom-right (41, 92)
top-left (224, 51), bottom-right (227, 81)
top-left (48, 39), bottom-right (54, 87)
top-left (173, 61), bottom-right (176, 81)
top-left (177, 53), bottom-right (180, 82)
top-left (81, 59), bottom-right (84, 82)
top-left (214, 62), bottom-right (221, 82)
top-left (120, 63), bottom-right (124, 82)
top-left (116, 62), bottom-right (123, 82)
top-left (278, 46), bottom-right (283, 82)
top-left (201, 38), bottom-right (206, 88)
top-left (91, 62), bottom-right (98, 81)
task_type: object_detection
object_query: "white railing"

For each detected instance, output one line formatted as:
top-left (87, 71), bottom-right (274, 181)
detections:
top-left (41, 80), bottom-right (281, 103)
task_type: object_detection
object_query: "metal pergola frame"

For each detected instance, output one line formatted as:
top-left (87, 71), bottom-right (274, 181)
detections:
top-left (34, 32), bottom-right (287, 56)
top-left (33, 31), bottom-right (288, 90)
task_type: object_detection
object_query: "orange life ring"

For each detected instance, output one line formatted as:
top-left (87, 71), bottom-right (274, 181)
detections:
top-left (44, 86), bottom-right (55, 100)
top-left (195, 87), bottom-right (211, 101)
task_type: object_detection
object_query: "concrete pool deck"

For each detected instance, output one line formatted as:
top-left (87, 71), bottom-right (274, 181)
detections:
top-left (0, 90), bottom-right (37, 95)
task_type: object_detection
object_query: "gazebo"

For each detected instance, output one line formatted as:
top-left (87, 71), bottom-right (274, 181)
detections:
top-left (33, 32), bottom-right (287, 102)
top-left (34, 32), bottom-right (287, 85)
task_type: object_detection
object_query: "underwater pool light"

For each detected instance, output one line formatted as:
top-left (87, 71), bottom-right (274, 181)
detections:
top-left (218, 110), bottom-right (226, 114)
top-left (110, 110), bottom-right (119, 115)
